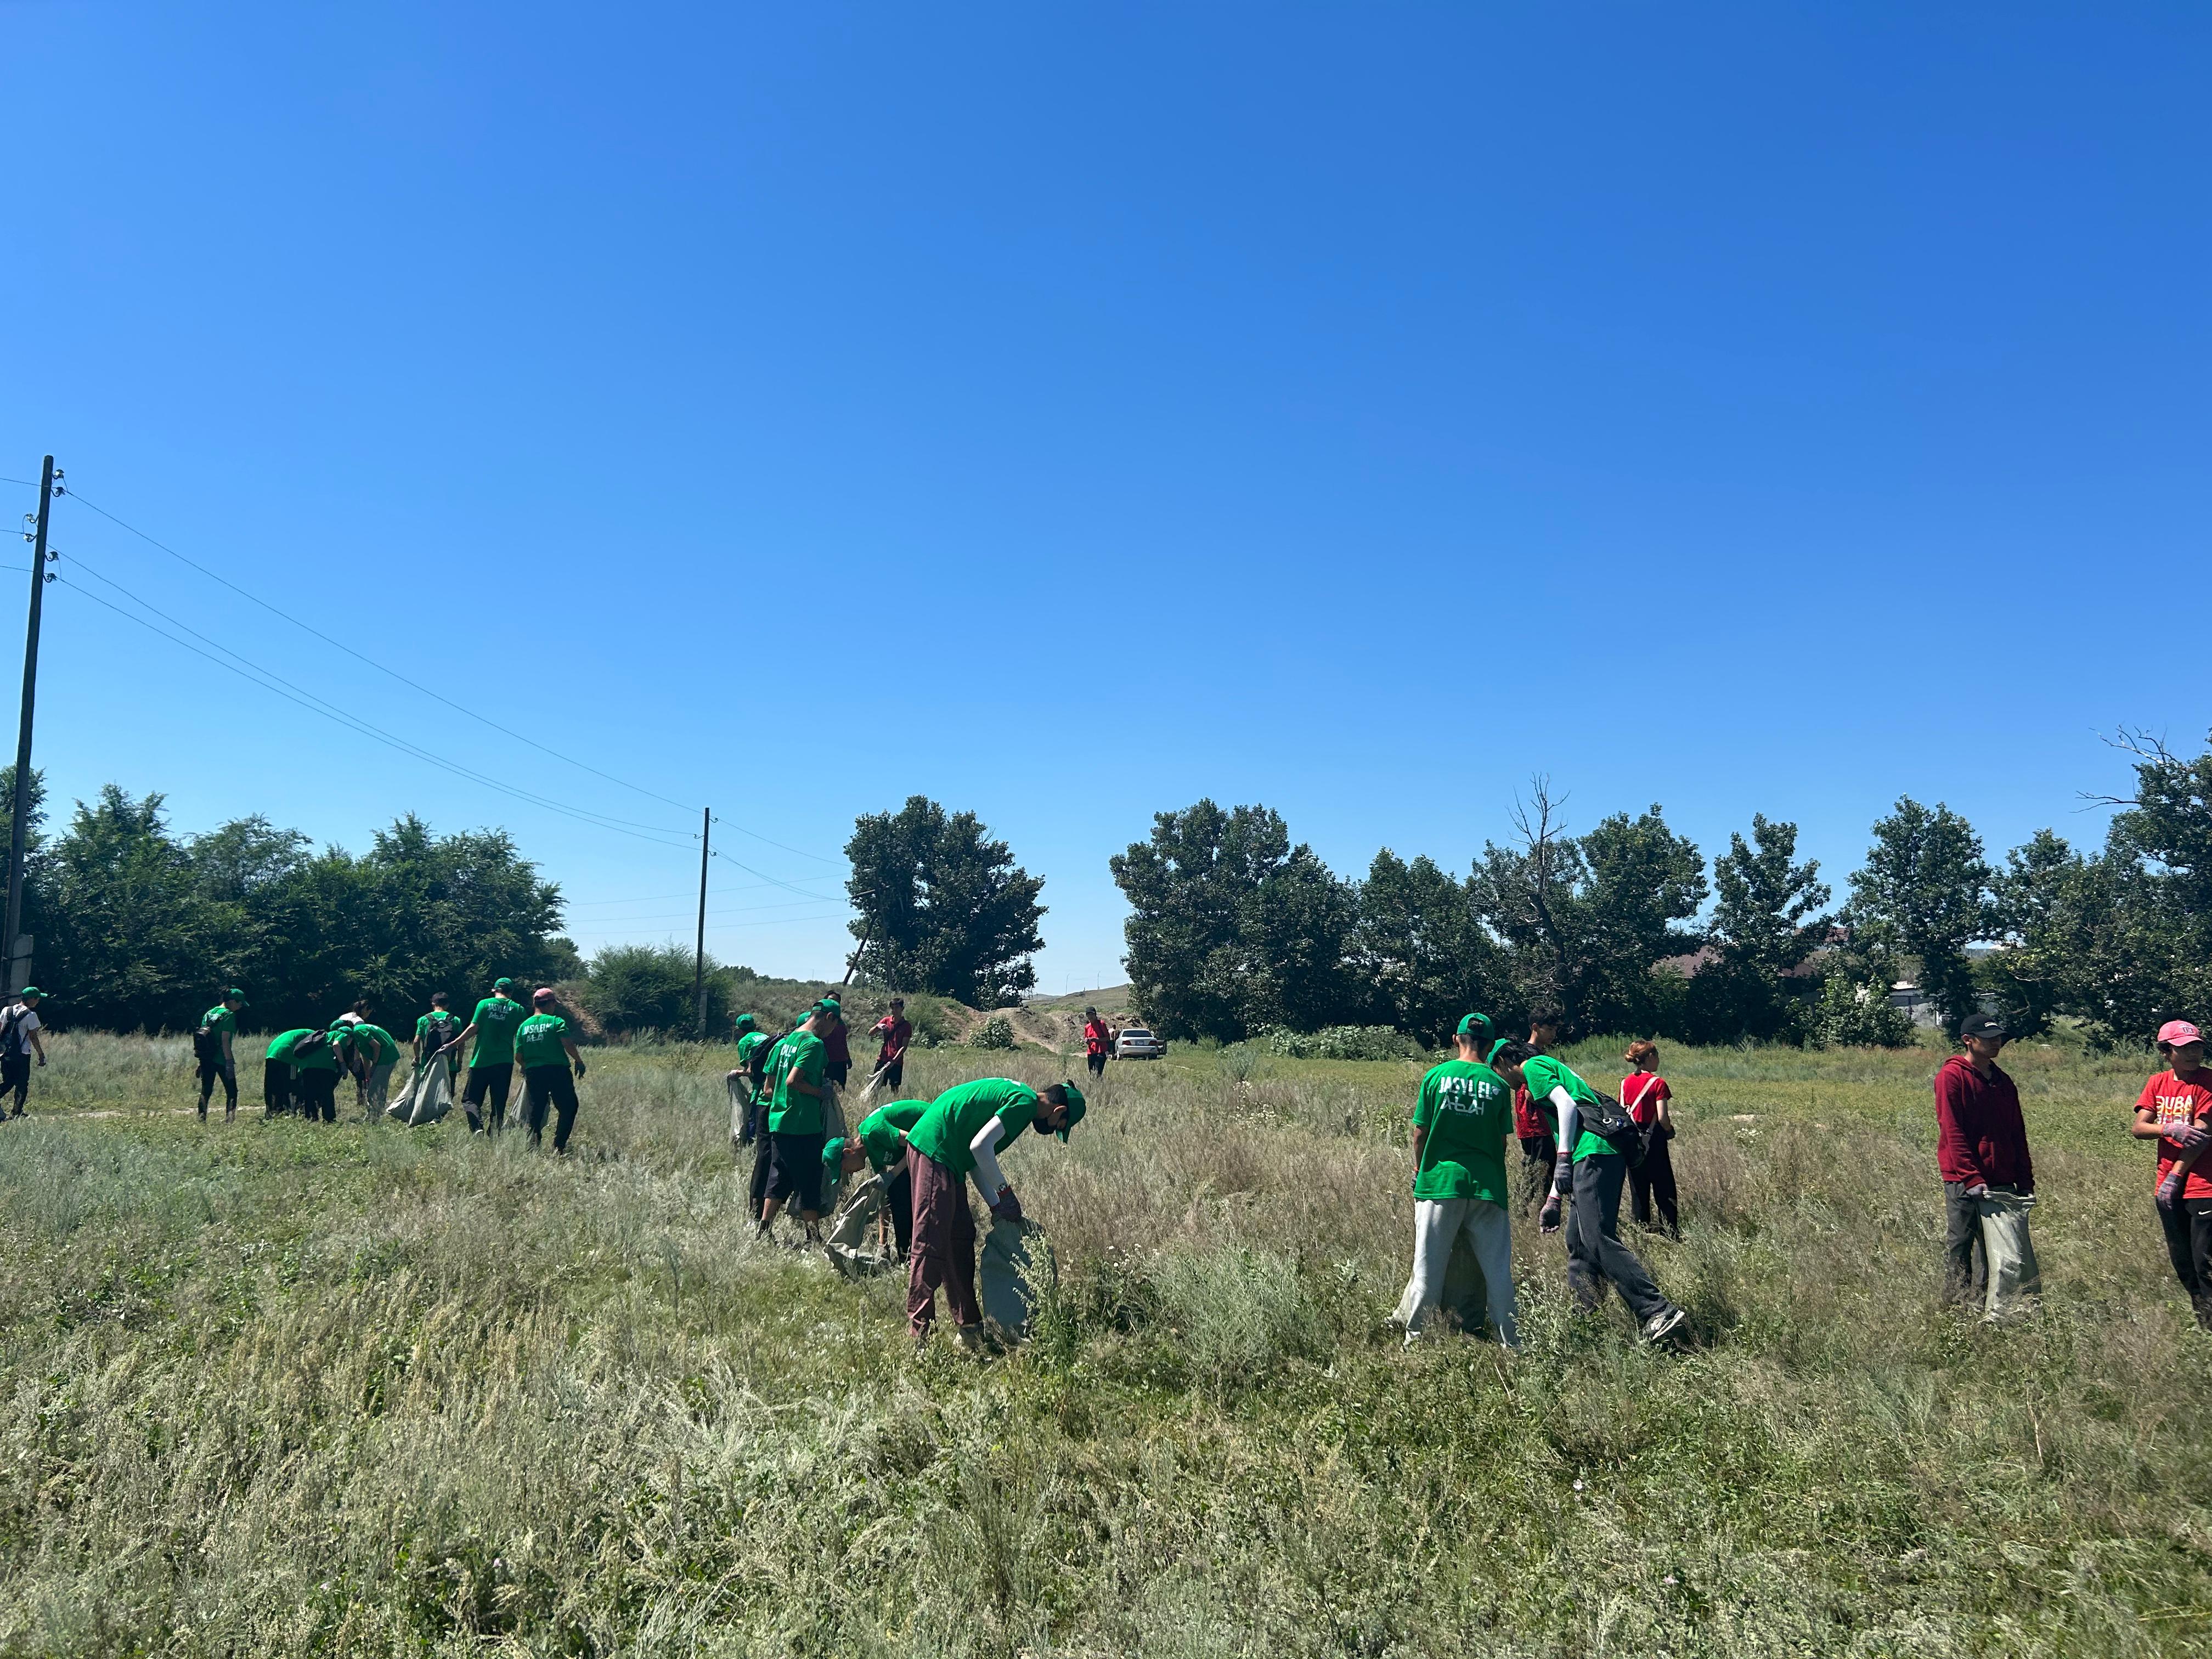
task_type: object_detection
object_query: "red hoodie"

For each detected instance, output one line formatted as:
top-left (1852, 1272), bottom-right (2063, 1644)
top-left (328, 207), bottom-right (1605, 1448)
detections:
top-left (1932, 1054), bottom-right (2034, 1192)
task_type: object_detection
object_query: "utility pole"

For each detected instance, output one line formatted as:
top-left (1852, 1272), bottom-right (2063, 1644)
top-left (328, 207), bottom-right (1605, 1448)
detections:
top-left (693, 806), bottom-right (710, 1040)
top-left (5, 458), bottom-right (56, 995)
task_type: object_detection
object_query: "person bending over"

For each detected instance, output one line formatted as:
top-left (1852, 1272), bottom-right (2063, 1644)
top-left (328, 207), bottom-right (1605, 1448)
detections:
top-left (759, 1002), bottom-right (837, 1242)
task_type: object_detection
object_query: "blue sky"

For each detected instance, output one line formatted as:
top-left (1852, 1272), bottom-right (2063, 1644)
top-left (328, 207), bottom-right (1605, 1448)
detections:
top-left (3, 4), bottom-right (2206, 992)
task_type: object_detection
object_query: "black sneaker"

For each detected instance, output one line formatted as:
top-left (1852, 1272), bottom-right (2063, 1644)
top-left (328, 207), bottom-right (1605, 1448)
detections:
top-left (1641, 1306), bottom-right (1689, 1345)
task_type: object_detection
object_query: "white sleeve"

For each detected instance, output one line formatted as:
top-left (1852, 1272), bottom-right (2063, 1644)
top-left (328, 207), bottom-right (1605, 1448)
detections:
top-left (1549, 1086), bottom-right (1579, 1189)
top-left (969, 1116), bottom-right (1009, 1200)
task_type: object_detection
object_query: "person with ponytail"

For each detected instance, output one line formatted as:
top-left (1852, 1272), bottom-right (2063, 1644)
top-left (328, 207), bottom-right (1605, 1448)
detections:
top-left (1621, 1039), bottom-right (1679, 1238)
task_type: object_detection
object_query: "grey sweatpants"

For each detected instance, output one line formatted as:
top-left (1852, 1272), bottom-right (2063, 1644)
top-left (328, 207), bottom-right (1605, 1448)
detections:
top-left (1391, 1197), bottom-right (1516, 1346)
top-left (1566, 1154), bottom-right (1672, 1324)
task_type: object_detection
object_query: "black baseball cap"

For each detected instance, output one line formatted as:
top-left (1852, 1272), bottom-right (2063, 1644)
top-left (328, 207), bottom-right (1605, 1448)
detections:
top-left (1958, 1014), bottom-right (2008, 1041)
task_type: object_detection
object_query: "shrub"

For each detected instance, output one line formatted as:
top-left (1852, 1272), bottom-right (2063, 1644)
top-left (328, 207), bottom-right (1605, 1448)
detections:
top-left (1261, 1024), bottom-right (1423, 1061)
top-left (1147, 1245), bottom-right (1319, 1396)
top-left (969, 1015), bottom-right (1015, 1051)
top-left (1810, 972), bottom-right (1915, 1048)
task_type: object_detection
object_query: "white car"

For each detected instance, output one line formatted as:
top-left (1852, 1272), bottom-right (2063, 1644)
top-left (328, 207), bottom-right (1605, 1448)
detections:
top-left (1114, 1026), bottom-right (1166, 1060)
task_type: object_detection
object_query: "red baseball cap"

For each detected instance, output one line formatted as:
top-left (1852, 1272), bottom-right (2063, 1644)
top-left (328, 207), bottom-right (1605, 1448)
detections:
top-left (2158, 1019), bottom-right (2203, 1047)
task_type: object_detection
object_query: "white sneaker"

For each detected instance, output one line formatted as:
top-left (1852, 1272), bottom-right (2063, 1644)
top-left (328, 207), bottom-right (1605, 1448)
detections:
top-left (1641, 1306), bottom-right (1689, 1345)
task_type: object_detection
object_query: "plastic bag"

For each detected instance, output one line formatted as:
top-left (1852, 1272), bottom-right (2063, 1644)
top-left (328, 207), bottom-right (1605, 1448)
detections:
top-left (824, 1171), bottom-right (891, 1279)
top-left (384, 1059), bottom-right (453, 1127)
top-left (978, 1217), bottom-right (1054, 1340)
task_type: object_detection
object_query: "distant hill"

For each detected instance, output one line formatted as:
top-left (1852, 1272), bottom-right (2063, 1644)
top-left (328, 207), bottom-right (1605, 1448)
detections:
top-left (1025, 984), bottom-right (1137, 1018)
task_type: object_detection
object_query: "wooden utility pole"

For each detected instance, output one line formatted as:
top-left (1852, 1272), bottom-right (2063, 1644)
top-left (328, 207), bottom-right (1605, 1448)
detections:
top-left (5, 458), bottom-right (55, 994)
top-left (693, 806), bottom-right (710, 1039)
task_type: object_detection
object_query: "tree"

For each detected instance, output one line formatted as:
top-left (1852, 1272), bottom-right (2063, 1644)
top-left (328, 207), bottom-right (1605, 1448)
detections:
top-left (1979, 828), bottom-right (2079, 1037)
top-left (42, 787), bottom-right (221, 1032)
top-left (1685, 815), bottom-right (1831, 1043)
top-left (1469, 781), bottom-right (1705, 1035)
top-left (1843, 797), bottom-right (1993, 1032)
top-left (1348, 850), bottom-right (1511, 1044)
top-left (845, 797), bottom-right (1045, 1006)
top-left (584, 943), bottom-right (736, 1037)
top-left (1111, 799), bottom-right (1353, 1042)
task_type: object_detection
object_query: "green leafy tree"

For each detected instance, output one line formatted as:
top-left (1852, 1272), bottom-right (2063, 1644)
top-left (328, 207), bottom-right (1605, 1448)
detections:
top-left (43, 787), bottom-right (223, 1032)
top-left (1470, 782), bottom-right (1705, 1035)
top-left (584, 942), bottom-right (735, 1038)
top-left (846, 797), bottom-right (1045, 1006)
top-left (1978, 828), bottom-right (2079, 1036)
top-left (1843, 797), bottom-right (1993, 1032)
top-left (1685, 815), bottom-right (1831, 1043)
top-left (0, 764), bottom-right (53, 968)
top-left (1111, 800), bottom-right (1353, 1042)
top-left (1348, 850), bottom-right (1511, 1044)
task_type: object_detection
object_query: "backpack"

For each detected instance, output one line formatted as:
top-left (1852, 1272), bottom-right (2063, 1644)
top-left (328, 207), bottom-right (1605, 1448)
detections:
top-left (192, 1020), bottom-right (223, 1063)
top-left (421, 1012), bottom-right (459, 1054)
top-left (0, 1005), bottom-right (32, 1057)
top-left (1576, 1088), bottom-right (1647, 1168)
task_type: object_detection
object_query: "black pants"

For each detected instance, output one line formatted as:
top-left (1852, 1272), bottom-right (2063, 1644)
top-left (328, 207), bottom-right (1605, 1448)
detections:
top-left (880, 1057), bottom-right (905, 1091)
top-left (2, 1052), bottom-right (29, 1112)
top-left (522, 1064), bottom-right (579, 1151)
top-left (464, 1062), bottom-right (514, 1130)
top-left (263, 1059), bottom-right (292, 1116)
top-left (1566, 1154), bottom-right (1672, 1323)
top-left (882, 1160), bottom-right (915, 1256)
top-left (1942, 1180), bottom-right (1991, 1308)
top-left (198, 1056), bottom-right (238, 1115)
top-left (1629, 1131), bottom-right (1679, 1237)
top-left (296, 1069), bottom-right (338, 1123)
top-left (2158, 1196), bottom-right (2212, 1330)
top-left (768, 1130), bottom-right (826, 1211)
top-left (826, 1060), bottom-right (850, 1088)
top-left (748, 1132), bottom-right (775, 1220)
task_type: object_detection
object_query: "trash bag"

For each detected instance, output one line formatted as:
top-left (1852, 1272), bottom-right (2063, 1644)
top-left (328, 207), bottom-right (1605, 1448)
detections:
top-left (978, 1217), bottom-right (1054, 1340)
top-left (825, 1171), bottom-right (891, 1279)
top-left (1437, 1232), bottom-right (1494, 1335)
top-left (820, 1079), bottom-right (847, 1142)
top-left (384, 1059), bottom-right (453, 1128)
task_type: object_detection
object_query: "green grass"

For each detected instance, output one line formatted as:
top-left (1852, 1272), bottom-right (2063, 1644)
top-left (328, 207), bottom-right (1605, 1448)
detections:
top-left (2, 1031), bottom-right (2209, 1656)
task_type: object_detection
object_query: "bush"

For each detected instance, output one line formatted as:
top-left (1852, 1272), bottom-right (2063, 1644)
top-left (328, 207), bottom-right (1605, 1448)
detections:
top-left (1810, 972), bottom-right (1915, 1048)
top-left (969, 1015), bottom-right (1015, 1051)
top-left (1147, 1245), bottom-right (1319, 1396)
top-left (1261, 1024), bottom-right (1423, 1061)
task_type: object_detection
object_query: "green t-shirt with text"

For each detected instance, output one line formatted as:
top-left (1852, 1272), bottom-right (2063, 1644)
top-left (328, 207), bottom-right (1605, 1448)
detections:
top-left (906, 1079), bottom-right (1040, 1177)
top-left (1520, 1054), bottom-right (1611, 1162)
top-left (515, 1012), bottom-right (571, 1069)
top-left (468, 994), bottom-right (527, 1066)
top-left (856, 1099), bottom-right (926, 1172)
top-left (1412, 1059), bottom-right (1511, 1201)
top-left (768, 1030), bottom-right (827, 1135)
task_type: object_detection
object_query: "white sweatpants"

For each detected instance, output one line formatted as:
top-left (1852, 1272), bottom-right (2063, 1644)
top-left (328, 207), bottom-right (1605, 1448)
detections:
top-left (359, 1060), bottom-right (396, 1118)
top-left (1391, 1197), bottom-right (1516, 1346)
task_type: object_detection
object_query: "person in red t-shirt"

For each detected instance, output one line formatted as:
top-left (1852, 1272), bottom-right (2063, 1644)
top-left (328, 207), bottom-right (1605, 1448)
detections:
top-left (1511, 1009), bottom-right (1562, 1214)
top-left (1621, 1039), bottom-right (1679, 1239)
top-left (2132, 1018), bottom-right (2212, 1329)
top-left (1082, 1007), bottom-right (1116, 1079)
top-left (870, 999), bottom-right (914, 1094)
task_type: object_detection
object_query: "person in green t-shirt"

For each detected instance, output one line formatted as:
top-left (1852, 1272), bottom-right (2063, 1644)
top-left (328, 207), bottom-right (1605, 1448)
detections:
top-left (759, 1002), bottom-right (836, 1240)
top-left (287, 1025), bottom-right (345, 1124)
top-left (725, 1013), bottom-right (764, 1158)
top-left (262, 1025), bottom-right (315, 1118)
top-left (1495, 1042), bottom-right (1685, 1345)
top-left (196, 987), bottom-right (247, 1121)
top-left (414, 992), bottom-right (465, 1082)
top-left (348, 1019), bottom-right (402, 1118)
top-left (514, 988), bottom-right (586, 1152)
top-left (1389, 1014), bottom-right (1517, 1346)
top-left (443, 977), bottom-right (528, 1133)
top-left (903, 1076), bottom-right (1086, 1344)
top-left (856, 1098), bottom-right (926, 1258)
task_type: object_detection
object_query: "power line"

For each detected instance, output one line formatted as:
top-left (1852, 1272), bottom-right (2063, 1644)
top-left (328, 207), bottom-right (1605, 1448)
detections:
top-left (709, 811), bottom-right (840, 867)
top-left (557, 894), bottom-right (849, 927)
top-left (63, 486), bottom-right (711, 819)
top-left (54, 568), bottom-right (702, 851)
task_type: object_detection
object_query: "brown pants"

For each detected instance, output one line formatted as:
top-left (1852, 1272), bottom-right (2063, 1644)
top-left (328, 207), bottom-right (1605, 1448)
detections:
top-left (906, 1146), bottom-right (979, 1335)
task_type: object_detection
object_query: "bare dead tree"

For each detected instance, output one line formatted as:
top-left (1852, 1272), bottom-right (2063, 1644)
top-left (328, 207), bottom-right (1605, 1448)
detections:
top-left (1508, 775), bottom-right (1574, 1019)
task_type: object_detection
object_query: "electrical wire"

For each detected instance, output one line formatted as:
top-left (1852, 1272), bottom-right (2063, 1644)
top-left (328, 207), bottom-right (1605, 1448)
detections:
top-left (54, 569), bottom-right (703, 851)
top-left (554, 894), bottom-right (849, 927)
top-left (709, 812), bottom-right (840, 867)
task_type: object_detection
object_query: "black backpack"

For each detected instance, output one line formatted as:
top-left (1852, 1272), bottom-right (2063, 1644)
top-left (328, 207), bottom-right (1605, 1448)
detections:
top-left (421, 1012), bottom-right (459, 1054)
top-left (191, 1020), bottom-right (223, 1063)
top-left (1576, 1089), bottom-right (1647, 1168)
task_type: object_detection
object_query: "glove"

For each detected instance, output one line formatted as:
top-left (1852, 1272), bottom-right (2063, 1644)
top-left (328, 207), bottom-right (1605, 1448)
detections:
top-left (1962, 1182), bottom-right (1990, 1200)
top-left (991, 1186), bottom-right (1024, 1226)
top-left (1553, 1151), bottom-right (1573, 1193)
top-left (573, 1059), bottom-right (587, 1079)
top-left (1539, 1195), bottom-right (1562, 1234)
top-left (2174, 1124), bottom-right (2212, 1154)
top-left (2158, 1168), bottom-right (2187, 1214)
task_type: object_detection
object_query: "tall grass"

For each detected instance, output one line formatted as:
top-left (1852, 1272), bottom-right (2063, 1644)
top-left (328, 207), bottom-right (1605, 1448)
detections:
top-left (0, 1034), bottom-right (2208, 1655)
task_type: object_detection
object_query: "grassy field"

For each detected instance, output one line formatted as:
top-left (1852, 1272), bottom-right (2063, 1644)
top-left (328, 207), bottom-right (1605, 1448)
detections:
top-left (1, 1029), bottom-right (2209, 1656)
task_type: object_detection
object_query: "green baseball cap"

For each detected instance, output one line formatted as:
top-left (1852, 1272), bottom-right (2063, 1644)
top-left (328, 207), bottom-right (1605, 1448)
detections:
top-left (494, 977), bottom-right (515, 992)
top-left (1051, 1080), bottom-right (1087, 1141)
top-left (224, 987), bottom-right (249, 1003)
top-left (18, 986), bottom-right (43, 998)
top-left (733, 1013), bottom-right (757, 1034)
top-left (821, 1135), bottom-right (847, 1170)
top-left (1456, 1012), bottom-right (1495, 1042)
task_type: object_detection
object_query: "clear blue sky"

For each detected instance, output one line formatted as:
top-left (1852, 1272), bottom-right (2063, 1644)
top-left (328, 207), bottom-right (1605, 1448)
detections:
top-left (4, 5), bottom-right (2206, 992)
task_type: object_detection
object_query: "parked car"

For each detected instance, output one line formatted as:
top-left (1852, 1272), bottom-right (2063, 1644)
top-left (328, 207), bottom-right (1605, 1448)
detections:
top-left (1115, 1026), bottom-right (1166, 1060)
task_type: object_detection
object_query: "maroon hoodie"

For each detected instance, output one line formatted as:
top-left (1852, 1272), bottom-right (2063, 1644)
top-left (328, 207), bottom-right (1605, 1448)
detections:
top-left (1933, 1054), bottom-right (2034, 1192)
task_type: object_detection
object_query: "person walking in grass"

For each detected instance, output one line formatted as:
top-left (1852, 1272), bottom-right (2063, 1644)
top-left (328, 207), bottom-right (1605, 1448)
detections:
top-left (0, 986), bottom-right (48, 1117)
top-left (194, 987), bottom-right (247, 1122)
top-left (1510, 1008), bottom-right (1562, 1214)
top-left (1622, 1039), bottom-right (1680, 1239)
top-left (515, 988), bottom-right (586, 1153)
top-left (759, 1002), bottom-right (836, 1242)
top-left (820, 996), bottom-right (852, 1092)
top-left (1390, 1013), bottom-right (1517, 1346)
top-left (348, 1014), bottom-right (402, 1119)
top-left (902, 1076), bottom-right (1085, 1349)
top-left (1082, 1006), bottom-right (1114, 1080)
top-left (289, 1025), bottom-right (346, 1124)
top-left (414, 993), bottom-right (463, 1084)
top-left (1934, 1014), bottom-right (2040, 1320)
top-left (444, 977), bottom-right (528, 1133)
top-left (870, 998), bottom-right (913, 1095)
top-left (1496, 1041), bottom-right (1688, 1345)
top-left (2132, 1019), bottom-right (2212, 1330)
top-left (854, 1096), bottom-right (927, 1259)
